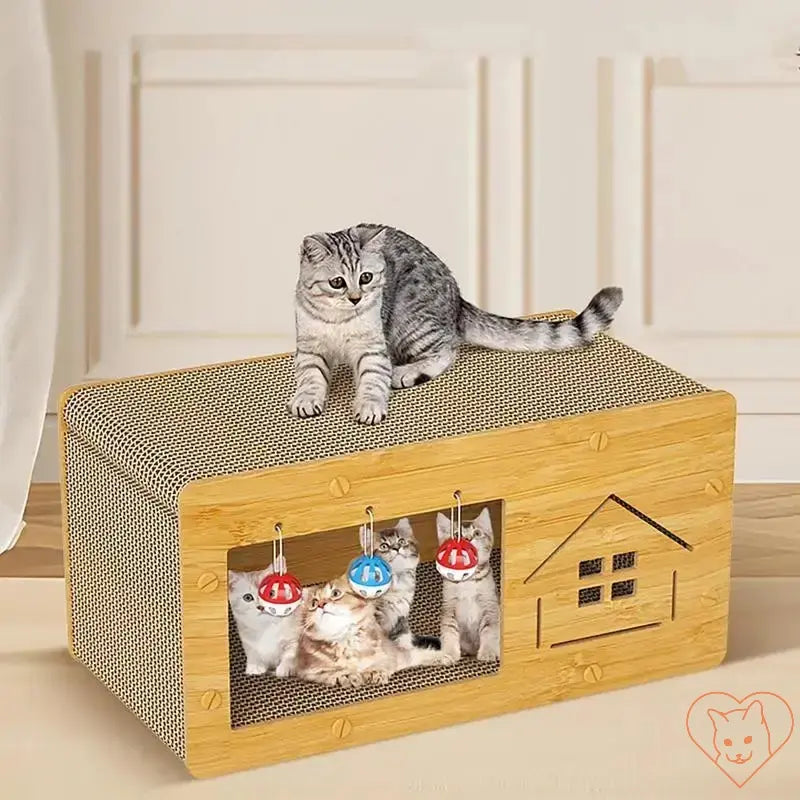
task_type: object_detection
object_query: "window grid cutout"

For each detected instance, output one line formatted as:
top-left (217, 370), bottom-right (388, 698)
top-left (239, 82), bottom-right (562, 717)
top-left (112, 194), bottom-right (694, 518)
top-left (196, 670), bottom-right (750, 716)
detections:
top-left (612, 551), bottom-right (636, 571)
top-left (578, 585), bottom-right (602, 606)
top-left (578, 557), bottom-right (604, 578)
top-left (611, 579), bottom-right (636, 599)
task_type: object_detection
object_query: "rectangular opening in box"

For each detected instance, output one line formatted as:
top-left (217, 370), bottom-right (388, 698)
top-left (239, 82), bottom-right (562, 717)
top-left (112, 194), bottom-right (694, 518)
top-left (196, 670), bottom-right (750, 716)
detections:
top-left (226, 501), bottom-right (503, 729)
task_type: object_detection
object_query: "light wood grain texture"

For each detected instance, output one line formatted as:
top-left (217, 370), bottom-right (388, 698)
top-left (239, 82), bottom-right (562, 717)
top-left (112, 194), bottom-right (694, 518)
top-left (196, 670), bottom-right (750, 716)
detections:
top-left (5, 482), bottom-right (797, 579)
top-left (174, 390), bottom-right (734, 778)
top-left (731, 484), bottom-right (800, 577)
top-left (526, 497), bottom-right (691, 648)
top-left (0, 484), bottom-right (63, 577)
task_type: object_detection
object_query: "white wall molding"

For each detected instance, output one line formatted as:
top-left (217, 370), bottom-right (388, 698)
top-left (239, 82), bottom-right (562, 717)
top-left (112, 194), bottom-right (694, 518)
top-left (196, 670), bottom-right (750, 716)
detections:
top-left (38, 14), bottom-right (800, 483)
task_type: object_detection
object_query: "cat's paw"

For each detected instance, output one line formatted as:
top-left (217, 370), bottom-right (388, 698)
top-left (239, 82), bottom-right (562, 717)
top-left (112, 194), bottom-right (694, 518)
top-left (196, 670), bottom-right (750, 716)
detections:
top-left (364, 670), bottom-right (390, 686)
top-left (437, 651), bottom-right (458, 667)
top-left (477, 644), bottom-right (500, 663)
top-left (353, 398), bottom-right (387, 425)
top-left (441, 645), bottom-right (461, 665)
top-left (245, 662), bottom-right (267, 676)
top-left (391, 364), bottom-right (432, 389)
top-left (275, 661), bottom-right (294, 679)
top-left (289, 390), bottom-right (325, 419)
top-left (336, 673), bottom-right (364, 689)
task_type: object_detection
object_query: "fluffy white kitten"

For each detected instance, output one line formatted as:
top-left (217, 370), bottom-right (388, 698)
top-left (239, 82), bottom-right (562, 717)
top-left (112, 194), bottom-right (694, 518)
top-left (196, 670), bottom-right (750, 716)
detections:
top-left (228, 557), bottom-right (303, 678)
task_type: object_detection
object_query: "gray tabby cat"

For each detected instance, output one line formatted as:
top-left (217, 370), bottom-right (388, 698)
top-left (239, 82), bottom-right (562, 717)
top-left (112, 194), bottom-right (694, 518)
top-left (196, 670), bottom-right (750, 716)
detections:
top-left (437, 507), bottom-right (500, 663)
top-left (362, 518), bottom-right (440, 650)
top-left (290, 223), bottom-right (623, 424)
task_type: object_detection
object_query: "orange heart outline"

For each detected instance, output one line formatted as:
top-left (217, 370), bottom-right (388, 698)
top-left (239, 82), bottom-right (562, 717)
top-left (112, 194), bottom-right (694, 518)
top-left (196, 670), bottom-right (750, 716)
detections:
top-left (685, 691), bottom-right (795, 788)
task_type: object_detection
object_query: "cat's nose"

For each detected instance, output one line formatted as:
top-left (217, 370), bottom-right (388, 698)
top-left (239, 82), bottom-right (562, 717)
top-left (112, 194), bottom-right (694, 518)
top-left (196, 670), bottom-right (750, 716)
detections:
top-left (348, 296), bottom-right (361, 305)
top-left (317, 600), bottom-right (327, 609)
top-left (256, 604), bottom-right (265, 612)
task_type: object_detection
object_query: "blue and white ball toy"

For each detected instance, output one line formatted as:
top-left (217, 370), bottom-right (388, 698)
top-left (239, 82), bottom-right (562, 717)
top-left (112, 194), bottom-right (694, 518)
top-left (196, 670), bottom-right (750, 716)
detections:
top-left (348, 554), bottom-right (392, 598)
top-left (349, 513), bottom-right (392, 598)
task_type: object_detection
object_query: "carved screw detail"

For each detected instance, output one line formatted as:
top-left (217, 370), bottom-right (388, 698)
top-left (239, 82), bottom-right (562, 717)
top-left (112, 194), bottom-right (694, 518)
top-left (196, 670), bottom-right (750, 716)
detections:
top-left (331, 718), bottom-right (353, 738)
top-left (329, 476), bottom-right (351, 498)
top-left (200, 690), bottom-right (222, 711)
top-left (589, 432), bottom-right (609, 452)
top-left (197, 572), bottom-right (219, 593)
top-left (584, 664), bottom-right (603, 683)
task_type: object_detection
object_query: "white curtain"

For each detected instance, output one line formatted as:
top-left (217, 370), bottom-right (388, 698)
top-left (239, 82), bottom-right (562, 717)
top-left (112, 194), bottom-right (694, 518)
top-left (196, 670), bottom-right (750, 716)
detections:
top-left (0, 0), bottom-right (60, 553)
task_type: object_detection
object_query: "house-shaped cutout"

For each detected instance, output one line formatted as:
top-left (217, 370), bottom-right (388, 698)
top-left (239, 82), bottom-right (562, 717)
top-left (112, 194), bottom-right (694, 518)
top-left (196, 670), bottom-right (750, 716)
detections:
top-left (524, 495), bottom-right (692, 649)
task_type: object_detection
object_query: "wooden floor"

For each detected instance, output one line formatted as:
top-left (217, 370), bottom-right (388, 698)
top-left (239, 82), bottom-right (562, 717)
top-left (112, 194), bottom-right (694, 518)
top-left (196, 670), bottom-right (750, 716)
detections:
top-left (1, 483), bottom-right (798, 578)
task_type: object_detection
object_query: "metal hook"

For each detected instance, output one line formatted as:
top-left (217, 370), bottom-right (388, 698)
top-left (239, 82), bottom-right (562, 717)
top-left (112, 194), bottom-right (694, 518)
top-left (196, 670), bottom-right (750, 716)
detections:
top-left (365, 506), bottom-right (375, 557)
top-left (453, 490), bottom-right (462, 541)
top-left (273, 523), bottom-right (285, 575)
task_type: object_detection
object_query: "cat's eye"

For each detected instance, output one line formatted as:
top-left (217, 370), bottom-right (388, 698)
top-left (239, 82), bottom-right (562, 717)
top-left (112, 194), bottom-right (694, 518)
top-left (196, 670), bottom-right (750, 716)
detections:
top-left (724, 738), bottom-right (732, 746)
top-left (242, 593), bottom-right (254, 602)
top-left (379, 542), bottom-right (389, 550)
top-left (744, 736), bottom-right (752, 744)
top-left (331, 588), bottom-right (342, 599)
top-left (310, 598), bottom-right (318, 608)
top-left (359, 272), bottom-right (373, 285)
top-left (329, 277), bottom-right (345, 289)
top-left (398, 539), bottom-right (406, 546)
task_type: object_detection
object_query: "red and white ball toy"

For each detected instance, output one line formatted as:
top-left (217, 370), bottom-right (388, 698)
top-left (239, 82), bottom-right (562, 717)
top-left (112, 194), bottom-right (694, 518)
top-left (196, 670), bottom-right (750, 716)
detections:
top-left (259, 525), bottom-right (303, 616)
top-left (435, 537), bottom-right (478, 582)
top-left (258, 571), bottom-right (302, 617)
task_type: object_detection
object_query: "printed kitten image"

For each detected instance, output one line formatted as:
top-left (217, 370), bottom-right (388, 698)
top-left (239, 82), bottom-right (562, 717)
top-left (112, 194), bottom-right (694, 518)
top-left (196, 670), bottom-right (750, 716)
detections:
top-left (364, 518), bottom-right (440, 650)
top-left (437, 507), bottom-right (500, 663)
top-left (228, 557), bottom-right (303, 678)
top-left (295, 575), bottom-right (444, 688)
top-left (290, 223), bottom-right (623, 424)
top-left (708, 701), bottom-right (773, 783)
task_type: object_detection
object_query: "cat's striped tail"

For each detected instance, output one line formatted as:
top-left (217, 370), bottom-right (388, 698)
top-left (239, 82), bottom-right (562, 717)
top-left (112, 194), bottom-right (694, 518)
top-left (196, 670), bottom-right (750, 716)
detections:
top-left (459, 287), bottom-right (623, 352)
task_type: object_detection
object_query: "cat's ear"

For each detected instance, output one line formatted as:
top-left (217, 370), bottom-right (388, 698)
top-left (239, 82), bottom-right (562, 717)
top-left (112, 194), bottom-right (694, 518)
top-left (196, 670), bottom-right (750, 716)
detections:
top-left (395, 517), bottom-right (413, 535)
top-left (355, 226), bottom-right (387, 252)
top-left (227, 570), bottom-right (241, 590)
top-left (707, 709), bottom-right (728, 728)
top-left (475, 507), bottom-right (492, 531)
top-left (436, 512), bottom-right (451, 544)
top-left (743, 700), bottom-right (765, 724)
top-left (301, 233), bottom-right (331, 264)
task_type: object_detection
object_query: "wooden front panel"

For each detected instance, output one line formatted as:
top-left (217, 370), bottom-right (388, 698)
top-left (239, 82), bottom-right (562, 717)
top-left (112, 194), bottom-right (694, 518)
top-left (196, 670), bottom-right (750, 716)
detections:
top-left (179, 390), bottom-right (735, 778)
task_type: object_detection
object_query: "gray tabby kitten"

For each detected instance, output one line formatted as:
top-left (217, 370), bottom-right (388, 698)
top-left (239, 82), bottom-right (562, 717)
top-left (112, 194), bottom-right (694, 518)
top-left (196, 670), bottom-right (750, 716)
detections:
top-left (362, 518), bottom-right (440, 651)
top-left (437, 507), bottom-right (500, 663)
top-left (290, 223), bottom-right (623, 424)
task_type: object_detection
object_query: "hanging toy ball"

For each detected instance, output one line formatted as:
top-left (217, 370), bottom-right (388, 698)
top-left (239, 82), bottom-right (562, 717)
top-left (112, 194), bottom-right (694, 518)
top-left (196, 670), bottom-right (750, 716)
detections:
top-left (435, 537), bottom-right (479, 582)
top-left (436, 491), bottom-right (478, 582)
top-left (258, 571), bottom-right (303, 617)
top-left (348, 507), bottom-right (392, 598)
top-left (258, 523), bottom-right (302, 616)
top-left (348, 554), bottom-right (392, 598)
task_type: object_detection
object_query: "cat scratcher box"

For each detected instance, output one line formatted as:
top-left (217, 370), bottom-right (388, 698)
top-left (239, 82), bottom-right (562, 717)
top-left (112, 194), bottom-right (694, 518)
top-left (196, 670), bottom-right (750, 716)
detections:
top-left (59, 311), bottom-right (736, 779)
